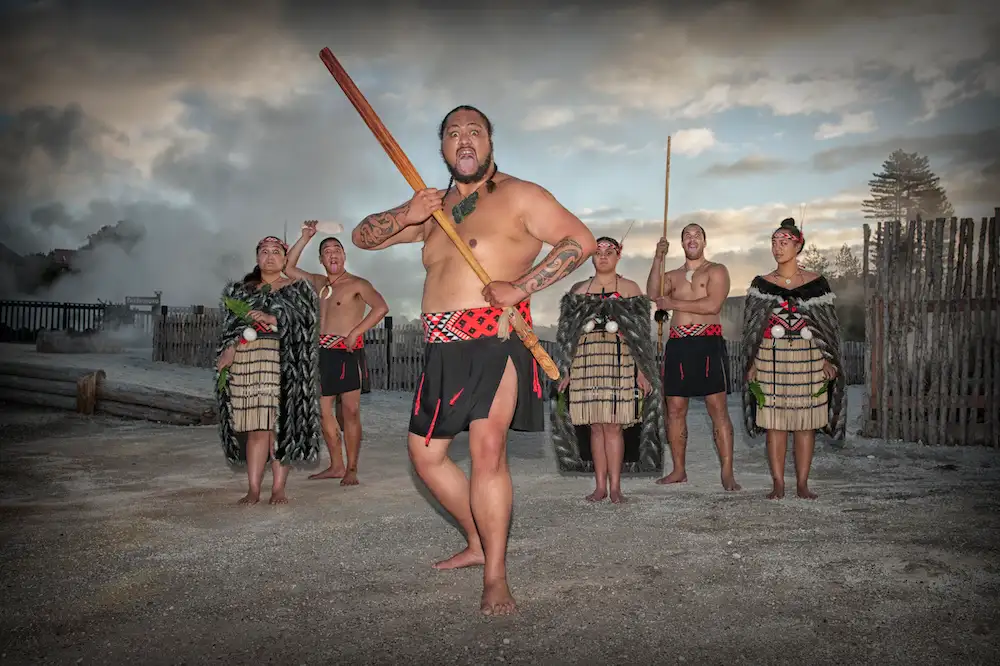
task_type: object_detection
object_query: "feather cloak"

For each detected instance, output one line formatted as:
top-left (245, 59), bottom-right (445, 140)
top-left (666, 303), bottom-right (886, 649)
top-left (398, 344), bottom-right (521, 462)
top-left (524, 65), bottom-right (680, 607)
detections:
top-left (740, 275), bottom-right (847, 444)
top-left (215, 278), bottom-right (322, 468)
top-left (550, 292), bottom-right (666, 474)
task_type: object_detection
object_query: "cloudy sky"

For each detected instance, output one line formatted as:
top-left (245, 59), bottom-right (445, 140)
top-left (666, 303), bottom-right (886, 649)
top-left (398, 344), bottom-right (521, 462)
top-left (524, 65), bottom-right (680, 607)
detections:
top-left (2, 0), bottom-right (997, 325)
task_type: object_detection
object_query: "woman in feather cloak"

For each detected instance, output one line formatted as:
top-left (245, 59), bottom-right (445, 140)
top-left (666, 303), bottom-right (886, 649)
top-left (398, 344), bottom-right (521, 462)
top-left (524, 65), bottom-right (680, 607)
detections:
top-left (215, 236), bottom-right (322, 505)
top-left (741, 219), bottom-right (846, 500)
top-left (552, 237), bottom-right (661, 503)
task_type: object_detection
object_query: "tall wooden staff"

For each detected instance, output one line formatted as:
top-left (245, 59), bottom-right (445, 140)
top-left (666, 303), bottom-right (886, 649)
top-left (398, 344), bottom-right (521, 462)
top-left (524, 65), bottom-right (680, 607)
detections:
top-left (654, 136), bottom-right (672, 351)
top-left (318, 47), bottom-right (559, 380)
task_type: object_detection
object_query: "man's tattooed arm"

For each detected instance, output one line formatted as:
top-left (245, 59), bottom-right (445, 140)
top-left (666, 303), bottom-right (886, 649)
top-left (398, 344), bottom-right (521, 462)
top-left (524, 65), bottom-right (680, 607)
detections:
top-left (512, 237), bottom-right (586, 295)
top-left (351, 202), bottom-right (423, 250)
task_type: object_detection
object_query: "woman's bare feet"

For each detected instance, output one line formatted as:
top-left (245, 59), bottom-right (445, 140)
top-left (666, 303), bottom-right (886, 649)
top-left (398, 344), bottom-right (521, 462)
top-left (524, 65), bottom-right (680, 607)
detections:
top-left (796, 484), bottom-right (818, 499)
top-left (655, 469), bottom-right (687, 485)
top-left (269, 489), bottom-right (288, 505)
top-left (340, 469), bottom-right (359, 486)
top-left (237, 491), bottom-right (260, 506)
top-left (433, 546), bottom-right (485, 570)
top-left (609, 489), bottom-right (628, 504)
top-left (585, 488), bottom-right (607, 502)
top-left (309, 465), bottom-right (346, 480)
top-left (766, 482), bottom-right (785, 500)
top-left (480, 579), bottom-right (516, 616)
top-left (721, 472), bottom-right (742, 491)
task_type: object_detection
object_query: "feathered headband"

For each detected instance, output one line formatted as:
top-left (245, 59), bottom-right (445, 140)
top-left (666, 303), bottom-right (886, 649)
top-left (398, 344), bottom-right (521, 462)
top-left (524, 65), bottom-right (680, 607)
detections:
top-left (595, 219), bottom-right (637, 254)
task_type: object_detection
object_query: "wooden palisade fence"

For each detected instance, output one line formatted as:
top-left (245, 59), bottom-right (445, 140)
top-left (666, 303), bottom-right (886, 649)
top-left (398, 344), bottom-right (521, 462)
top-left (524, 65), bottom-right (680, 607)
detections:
top-left (862, 209), bottom-right (999, 446)
top-left (0, 300), bottom-right (158, 343)
top-left (154, 310), bottom-right (867, 396)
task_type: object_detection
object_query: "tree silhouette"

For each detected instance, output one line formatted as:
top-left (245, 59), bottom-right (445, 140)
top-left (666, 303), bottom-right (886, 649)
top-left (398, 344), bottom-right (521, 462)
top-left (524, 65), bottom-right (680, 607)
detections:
top-left (799, 244), bottom-right (830, 274)
top-left (833, 244), bottom-right (862, 279)
top-left (862, 149), bottom-right (954, 223)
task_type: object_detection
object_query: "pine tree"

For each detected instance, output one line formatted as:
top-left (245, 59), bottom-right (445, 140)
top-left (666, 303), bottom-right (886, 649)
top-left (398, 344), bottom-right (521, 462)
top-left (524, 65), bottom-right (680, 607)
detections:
top-left (799, 244), bottom-right (830, 274)
top-left (833, 244), bottom-right (862, 279)
top-left (861, 149), bottom-right (954, 223)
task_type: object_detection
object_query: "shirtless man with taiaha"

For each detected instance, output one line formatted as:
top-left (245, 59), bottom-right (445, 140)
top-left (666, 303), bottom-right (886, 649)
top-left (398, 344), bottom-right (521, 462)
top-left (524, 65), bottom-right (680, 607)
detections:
top-left (351, 105), bottom-right (596, 616)
top-left (284, 225), bottom-right (388, 486)
top-left (646, 223), bottom-right (741, 491)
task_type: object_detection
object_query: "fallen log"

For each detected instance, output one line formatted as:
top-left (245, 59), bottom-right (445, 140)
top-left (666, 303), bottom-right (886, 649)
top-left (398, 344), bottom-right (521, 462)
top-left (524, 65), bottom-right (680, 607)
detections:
top-left (0, 361), bottom-right (216, 425)
top-left (0, 362), bottom-right (104, 383)
top-left (36, 330), bottom-right (124, 354)
top-left (97, 380), bottom-right (216, 424)
top-left (0, 362), bottom-right (105, 414)
top-left (96, 399), bottom-right (213, 426)
top-left (0, 374), bottom-right (80, 398)
top-left (0, 387), bottom-right (78, 412)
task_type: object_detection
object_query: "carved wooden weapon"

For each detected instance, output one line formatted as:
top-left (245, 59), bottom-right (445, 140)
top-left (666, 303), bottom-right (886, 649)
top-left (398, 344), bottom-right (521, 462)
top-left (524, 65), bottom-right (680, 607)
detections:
top-left (318, 47), bottom-right (559, 380)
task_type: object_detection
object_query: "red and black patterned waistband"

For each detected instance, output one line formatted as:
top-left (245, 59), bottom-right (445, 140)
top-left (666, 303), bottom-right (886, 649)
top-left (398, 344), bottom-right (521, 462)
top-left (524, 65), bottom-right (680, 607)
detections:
top-left (422, 301), bottom-right (533, 343)
top-left (669, 323), bottom-right (723, 339)
top-left (319, 334), bottom-right (364, 350)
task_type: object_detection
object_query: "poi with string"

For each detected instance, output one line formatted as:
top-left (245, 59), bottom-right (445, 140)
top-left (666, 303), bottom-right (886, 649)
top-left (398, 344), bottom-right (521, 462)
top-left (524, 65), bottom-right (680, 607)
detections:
top-left (317, 47), bottom-right (559, 380)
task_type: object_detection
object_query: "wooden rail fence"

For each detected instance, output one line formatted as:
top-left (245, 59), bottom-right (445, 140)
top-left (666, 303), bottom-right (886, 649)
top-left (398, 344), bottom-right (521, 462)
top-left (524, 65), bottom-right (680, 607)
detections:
top-left (153, 312), bottom-right (867, 396)
top-left (0, 299), bottom-right (160, 343)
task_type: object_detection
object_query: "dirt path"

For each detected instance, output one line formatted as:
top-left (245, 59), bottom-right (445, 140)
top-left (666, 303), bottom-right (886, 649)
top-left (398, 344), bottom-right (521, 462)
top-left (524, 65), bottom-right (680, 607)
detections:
top-left (2, 376), bottom-right (999, 665)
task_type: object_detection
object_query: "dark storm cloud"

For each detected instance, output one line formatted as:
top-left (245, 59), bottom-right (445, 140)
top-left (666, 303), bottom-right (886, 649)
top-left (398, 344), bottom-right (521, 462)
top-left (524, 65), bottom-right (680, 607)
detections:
top-left (701, 155), bottom-right (791, 177)
top-left (811, 127), bottom-right (1000, 173)
top-left (1, 0), bottom-right (993, 322)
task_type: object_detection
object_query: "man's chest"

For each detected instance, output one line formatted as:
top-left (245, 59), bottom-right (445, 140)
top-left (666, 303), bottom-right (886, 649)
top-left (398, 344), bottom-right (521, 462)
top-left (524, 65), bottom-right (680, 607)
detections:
top-left (319, 282), bottom-right (357, 308)
top-left (424, 196), bottom-right (520, 258)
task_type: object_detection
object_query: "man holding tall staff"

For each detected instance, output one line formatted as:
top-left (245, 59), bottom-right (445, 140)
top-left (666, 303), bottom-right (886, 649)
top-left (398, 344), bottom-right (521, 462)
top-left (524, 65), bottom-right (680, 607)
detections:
top-left (351, 105), bottom-right (596, 616)
top-left (646, 225), bottom-right (741, 491)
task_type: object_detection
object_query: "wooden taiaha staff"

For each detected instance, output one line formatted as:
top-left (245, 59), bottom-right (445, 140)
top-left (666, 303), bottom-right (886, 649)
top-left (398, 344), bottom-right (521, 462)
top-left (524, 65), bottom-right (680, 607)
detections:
top-left (318, 47), bottom-right (560, 380)
top-left (655, 136), bottom-right (672, 350)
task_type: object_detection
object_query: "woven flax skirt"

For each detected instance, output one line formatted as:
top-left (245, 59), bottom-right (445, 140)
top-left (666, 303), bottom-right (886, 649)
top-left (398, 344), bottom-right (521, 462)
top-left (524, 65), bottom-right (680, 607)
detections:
top-left (754, 336), bottom-right (828, 431)
top-left (229, 337), bottom-right (281, 433)
top-left (568, 330), bottom-right (640, 426)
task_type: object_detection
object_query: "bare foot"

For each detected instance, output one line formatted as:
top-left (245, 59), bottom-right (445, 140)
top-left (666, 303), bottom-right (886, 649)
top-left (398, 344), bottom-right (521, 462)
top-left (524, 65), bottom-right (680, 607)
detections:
top-left (585, 488), bottom-right (607, 502)
top-left (269, 489), bottom-right (288, 505)
top-left (433, 546), bottom-right (485, 570)
top-left (237, 491), bottom-right (260, 506)
top-left (796, 484), bottom-right (818, 499)
top-left (721, 473), bottom-right (742, 492)
top-left (309, 465), bottom-right (347, 480)
top-left (766, 483), bottom-right (785, 500)
top-left (340, 469), bottom-right (359, 486)
top-left (480, 579), bottom-right (517, 616)
top-left (609, 489), bottom-right (628, 504)
top-left (655, 470), bottom-right (687, 485)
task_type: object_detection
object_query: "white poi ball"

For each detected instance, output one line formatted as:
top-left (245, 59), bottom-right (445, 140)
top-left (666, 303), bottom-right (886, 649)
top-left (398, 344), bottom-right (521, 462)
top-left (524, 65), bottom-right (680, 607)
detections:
top-left (800, 326), bottom-right (813, 340)
top-left (583, 319), bottom-right (596, 333)
top-left (605, 320), bottom-right (620, 333)
top-left (770, 325), bottom-right (785, 339)
top-left (310, 221), bottom-right (344, 234)
top-left (242, 327), bottom-right (258, 342)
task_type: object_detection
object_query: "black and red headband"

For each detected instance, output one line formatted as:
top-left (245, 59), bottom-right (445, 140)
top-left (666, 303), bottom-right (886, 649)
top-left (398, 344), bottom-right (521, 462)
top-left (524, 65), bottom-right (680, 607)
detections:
top-left (256, 236), bottom-right (288, 253)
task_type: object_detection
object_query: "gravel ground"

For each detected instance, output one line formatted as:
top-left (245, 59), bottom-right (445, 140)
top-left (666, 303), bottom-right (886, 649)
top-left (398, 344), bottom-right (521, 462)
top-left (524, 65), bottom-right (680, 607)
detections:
top-left (1, 347), bottom-right (999, 665)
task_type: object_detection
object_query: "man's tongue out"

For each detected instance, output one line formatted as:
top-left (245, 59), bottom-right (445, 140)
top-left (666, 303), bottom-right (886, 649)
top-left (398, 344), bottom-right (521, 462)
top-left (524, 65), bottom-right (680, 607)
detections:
top-left (457, 150), bottom-right (477, 172)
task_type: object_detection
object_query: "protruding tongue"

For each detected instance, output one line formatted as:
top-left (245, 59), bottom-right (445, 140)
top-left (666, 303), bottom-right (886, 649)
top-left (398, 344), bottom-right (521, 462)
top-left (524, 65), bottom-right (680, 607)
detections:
top-left (458, 155), bottom-right (476, 171)
top-left (331, 263), bottom-right (339, 273)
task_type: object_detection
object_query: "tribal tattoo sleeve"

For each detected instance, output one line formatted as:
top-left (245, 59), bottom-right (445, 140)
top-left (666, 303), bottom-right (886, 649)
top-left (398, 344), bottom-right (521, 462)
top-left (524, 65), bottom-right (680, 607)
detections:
top-left (354, 202), bottom-right (413, 249)
top-left (512, 237), bottom-right (585, 295)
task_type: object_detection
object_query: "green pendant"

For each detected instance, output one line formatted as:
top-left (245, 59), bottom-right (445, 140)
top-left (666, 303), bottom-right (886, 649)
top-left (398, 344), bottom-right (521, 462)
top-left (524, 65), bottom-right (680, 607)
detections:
top-left (452, 191), bottom-right (479, 224)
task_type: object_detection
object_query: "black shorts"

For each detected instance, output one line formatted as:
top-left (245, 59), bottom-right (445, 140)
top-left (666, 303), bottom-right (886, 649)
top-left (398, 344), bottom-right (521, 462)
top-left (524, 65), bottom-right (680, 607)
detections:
top-left (662, 325), bottom-right (728, 397)
top-left (409, 303), bottom-right (545, 442)
top-left (319, 347), bottom-right (362, 397)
